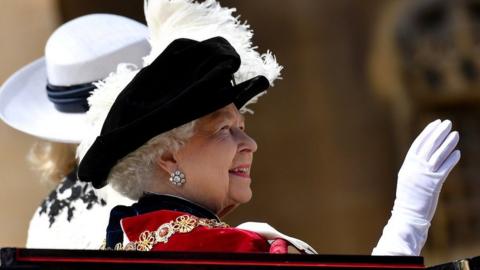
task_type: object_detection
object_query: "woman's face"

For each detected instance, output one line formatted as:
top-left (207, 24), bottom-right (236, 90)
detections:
top-left (167, 103), bottom-right (257, 215)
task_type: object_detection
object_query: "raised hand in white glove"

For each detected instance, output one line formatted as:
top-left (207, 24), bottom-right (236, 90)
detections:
top-left (372, 119), bottom-right (461, 256)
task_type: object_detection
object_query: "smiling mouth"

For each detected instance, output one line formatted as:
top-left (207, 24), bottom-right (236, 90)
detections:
top-left (228, 166), bottom-right (250, 178)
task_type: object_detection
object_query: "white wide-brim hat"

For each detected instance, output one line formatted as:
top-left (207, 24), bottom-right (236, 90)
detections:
top-left (0, 14), bottom-right (150, 144)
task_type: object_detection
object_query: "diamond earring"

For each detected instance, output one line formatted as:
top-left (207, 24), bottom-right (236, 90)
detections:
top-left (169, 170), bottom-right (186, 186)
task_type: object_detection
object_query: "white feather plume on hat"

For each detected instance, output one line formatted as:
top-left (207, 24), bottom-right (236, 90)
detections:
top-left (77, 0), bottom-right (282, 160)
top-left (144, 0), bottom-right (282, 86)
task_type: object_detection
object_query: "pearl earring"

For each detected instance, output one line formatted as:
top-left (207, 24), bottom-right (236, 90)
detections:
top-left (169, 170), bottom-right (186, 186)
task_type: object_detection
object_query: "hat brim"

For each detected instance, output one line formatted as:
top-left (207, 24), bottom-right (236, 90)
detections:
top-left (78, 75), bottom-right (269, 188)
top-left (0, 58), bottom-right (88, 143)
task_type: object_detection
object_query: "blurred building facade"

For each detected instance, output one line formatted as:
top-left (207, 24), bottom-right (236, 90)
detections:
top-left (370, 0), bottom-right (480, 262)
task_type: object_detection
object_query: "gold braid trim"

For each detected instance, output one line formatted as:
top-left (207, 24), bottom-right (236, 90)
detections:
top-left (100, 214), bottom-right (229, 251)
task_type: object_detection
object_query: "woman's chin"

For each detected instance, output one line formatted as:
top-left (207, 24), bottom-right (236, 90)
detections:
top-left (231, 187), bottom-right (252, 204)
top-left (229, 178), bottom-right (252, 202)
top-left (241, 191), bottom-right (253, 203)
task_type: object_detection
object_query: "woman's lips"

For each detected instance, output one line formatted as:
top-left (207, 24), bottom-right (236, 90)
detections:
top-left (229, 171), bottom-right (250, 178)
top-left (229, 165), bottom-right (250, 178)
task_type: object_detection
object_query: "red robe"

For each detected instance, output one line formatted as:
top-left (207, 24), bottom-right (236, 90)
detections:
top-left (121, 209), bottom-right (273, 253)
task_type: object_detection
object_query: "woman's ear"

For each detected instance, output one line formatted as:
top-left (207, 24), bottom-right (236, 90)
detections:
top-left (155, 150), bottom-right (178, 175)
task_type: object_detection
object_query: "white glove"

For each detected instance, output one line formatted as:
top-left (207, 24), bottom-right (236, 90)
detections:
top-left (372, 119), bottom-right (461, 256)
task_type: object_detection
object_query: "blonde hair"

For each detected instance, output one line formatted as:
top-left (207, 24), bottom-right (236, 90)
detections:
top-left (107, 120), bottom-right (197, 200)
top-left (27, 141), bottom-right (77, 187)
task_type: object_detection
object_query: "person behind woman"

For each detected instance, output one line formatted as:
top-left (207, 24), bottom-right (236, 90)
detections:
top-left (76, 0), bottom-right (460, 255)
top-left (0, 14), bottom-right (150, 249)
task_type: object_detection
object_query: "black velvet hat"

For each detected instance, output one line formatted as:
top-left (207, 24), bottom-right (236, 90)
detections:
top-left (78, 37), bottom-right (270, 188)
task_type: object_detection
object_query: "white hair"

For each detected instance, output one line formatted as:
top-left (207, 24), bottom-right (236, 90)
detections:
top-left (107, 120), bottom-right (197, 200)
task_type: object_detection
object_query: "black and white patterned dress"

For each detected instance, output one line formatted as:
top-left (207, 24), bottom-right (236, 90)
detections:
top-left (26, 171), bottom-right (133, 249)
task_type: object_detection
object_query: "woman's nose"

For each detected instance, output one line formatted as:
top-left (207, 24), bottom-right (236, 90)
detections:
top-left (236, 129), bottom-right (258, 153)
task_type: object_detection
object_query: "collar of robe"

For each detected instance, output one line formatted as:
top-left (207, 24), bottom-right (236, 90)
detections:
top-left (105, 193), bottom-right (219, 249)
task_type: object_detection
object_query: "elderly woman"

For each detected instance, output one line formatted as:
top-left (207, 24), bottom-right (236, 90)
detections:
top-left (77, 35), bottom-right (460, 254)
top-left (77, 0), bottom-right (460, 255)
